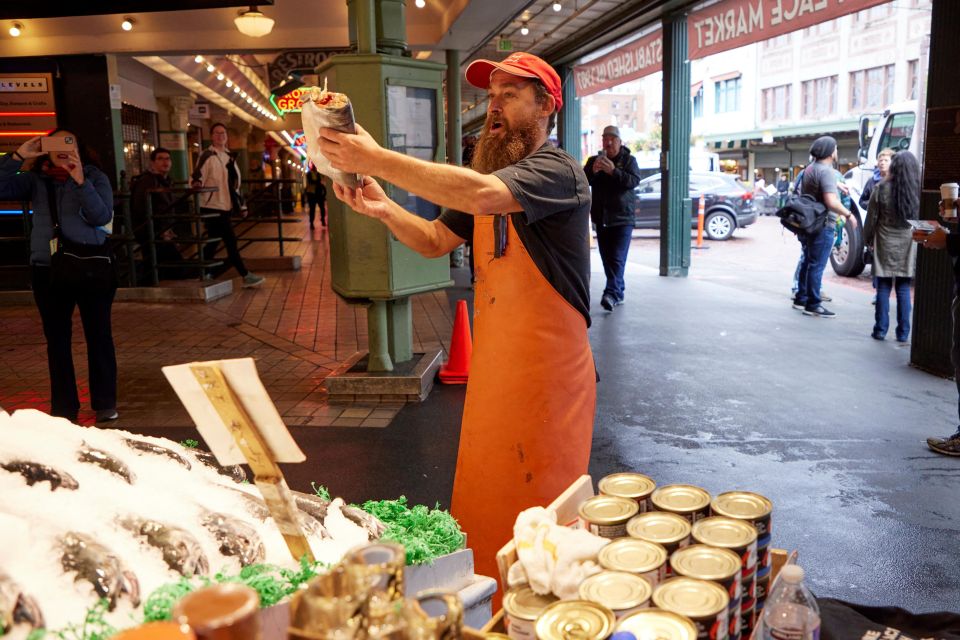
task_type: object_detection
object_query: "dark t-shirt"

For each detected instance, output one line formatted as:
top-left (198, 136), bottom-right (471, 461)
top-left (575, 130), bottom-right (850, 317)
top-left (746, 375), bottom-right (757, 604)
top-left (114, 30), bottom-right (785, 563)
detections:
top-left (801, 161), bottom-right (839, 223)
top-left (438, 143), bottom-right (592, 325)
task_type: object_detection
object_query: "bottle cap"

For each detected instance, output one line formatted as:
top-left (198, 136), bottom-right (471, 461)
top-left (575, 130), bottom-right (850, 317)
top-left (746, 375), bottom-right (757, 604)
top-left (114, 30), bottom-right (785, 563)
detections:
top-left (780, 565), bottom-right (804, 583)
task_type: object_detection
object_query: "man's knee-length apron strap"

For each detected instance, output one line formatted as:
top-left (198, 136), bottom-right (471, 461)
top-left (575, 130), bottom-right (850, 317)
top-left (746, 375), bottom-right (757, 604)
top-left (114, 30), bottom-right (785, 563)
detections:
top-left (451, 213), bottom-right (596, 600)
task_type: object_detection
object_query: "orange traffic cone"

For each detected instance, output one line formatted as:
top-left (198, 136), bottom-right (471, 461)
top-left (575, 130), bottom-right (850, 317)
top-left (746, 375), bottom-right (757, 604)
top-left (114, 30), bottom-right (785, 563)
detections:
top-left (439, 300), bottom-right (472, 384)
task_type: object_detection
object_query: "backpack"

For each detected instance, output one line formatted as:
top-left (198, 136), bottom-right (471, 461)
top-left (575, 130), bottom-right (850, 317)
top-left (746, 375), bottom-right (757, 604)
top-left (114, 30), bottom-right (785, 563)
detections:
top-left (776, 193), bottom-right (828, 236)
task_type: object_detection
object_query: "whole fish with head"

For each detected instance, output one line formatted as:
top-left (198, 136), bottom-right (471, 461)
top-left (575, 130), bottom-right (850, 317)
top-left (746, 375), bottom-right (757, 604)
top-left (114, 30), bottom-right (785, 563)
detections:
top-left (59, 532), bottom-right (140, 610)
top-left (341, 504), bottom-right (386, 540)
top-left (119, 516), bottom-right (209, 577)
top-left (1, 461), bottom-right (78, 491)
top-left (293, 491), bottom-right (330, 522)
top-left (200, 512), bottom-right (265, 566)
top-left (78, 444), bottom-right (136, 484)
top-left (0, 571), bottom-right (44, 633)
top-left (227, 488), bottom-right (270, 520)
top-left (123, 438), bottom-right (192, 469)
top-left (189, 449), bottom-right (247, 483)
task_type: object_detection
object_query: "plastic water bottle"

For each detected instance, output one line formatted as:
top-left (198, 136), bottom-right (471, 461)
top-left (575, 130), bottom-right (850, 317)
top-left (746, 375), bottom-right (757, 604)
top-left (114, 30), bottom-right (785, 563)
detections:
top-left (761, 565), bottom-right (821, 640)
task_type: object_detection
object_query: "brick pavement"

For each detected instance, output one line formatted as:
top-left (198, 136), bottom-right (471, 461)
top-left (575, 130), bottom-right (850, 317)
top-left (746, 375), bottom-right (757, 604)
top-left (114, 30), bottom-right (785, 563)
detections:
top-left (0, 213), bottom-right (454, 428)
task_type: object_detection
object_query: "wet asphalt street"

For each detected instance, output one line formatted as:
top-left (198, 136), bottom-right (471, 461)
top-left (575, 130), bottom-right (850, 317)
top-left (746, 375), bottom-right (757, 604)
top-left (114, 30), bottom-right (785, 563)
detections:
top-left (588, 218), bottom-right (959, 612)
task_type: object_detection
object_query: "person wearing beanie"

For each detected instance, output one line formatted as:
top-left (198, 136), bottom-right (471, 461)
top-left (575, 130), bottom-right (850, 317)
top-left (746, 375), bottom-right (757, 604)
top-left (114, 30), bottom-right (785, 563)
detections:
top-left (318, 52), bottom-right (594, 591)
top-left (792, 136), bottom-right (857, 318)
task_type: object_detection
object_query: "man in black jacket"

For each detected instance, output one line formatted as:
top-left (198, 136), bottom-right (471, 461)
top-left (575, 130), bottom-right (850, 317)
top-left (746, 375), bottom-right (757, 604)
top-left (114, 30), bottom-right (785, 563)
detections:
top-left (585, 126), bottom-right (642, 311)
top-left (916, 212), bottom-right (960, 456)
top-left (130, 147), bottom-right (188, 281)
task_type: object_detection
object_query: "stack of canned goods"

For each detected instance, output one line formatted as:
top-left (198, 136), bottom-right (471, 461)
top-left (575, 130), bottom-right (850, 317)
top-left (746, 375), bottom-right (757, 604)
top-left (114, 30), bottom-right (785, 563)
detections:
top-left (710, 492), bottom-right (773, 623)
top-left (500, 475), bottom-right (773, 640)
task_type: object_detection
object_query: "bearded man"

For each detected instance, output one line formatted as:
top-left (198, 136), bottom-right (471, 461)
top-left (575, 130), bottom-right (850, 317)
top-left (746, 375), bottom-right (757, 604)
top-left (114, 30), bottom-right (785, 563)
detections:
top-left (319, 53), bottom-right (595, 586)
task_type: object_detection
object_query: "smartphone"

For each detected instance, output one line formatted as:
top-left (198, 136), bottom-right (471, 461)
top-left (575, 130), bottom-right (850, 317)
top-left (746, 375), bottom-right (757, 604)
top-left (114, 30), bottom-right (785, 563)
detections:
top-left (40, 136), bottom-right (76, 153)
top-left (908, 220), bottom-right (936, 234)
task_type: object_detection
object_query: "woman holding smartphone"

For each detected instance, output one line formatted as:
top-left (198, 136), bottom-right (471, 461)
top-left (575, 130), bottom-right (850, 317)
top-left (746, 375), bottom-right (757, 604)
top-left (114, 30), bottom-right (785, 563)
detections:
top-left (864, 150), bottom-right (921, 342)
top-left (0, 131), bottom-right (118, 423)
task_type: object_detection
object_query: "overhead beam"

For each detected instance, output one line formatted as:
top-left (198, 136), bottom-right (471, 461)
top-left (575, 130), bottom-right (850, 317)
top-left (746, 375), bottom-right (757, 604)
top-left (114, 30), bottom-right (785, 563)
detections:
top-left (0, 1), bottom-right (271, 19)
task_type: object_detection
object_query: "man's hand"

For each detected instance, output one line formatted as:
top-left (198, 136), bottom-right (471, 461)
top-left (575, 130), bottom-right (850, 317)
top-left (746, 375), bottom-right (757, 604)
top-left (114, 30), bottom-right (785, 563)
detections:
top-left (318, 123), bottom-right (384, 176)
top-left (65, 150), bottom-right (84, 185)
top-left (15, 136), bottom-right (43, 159)
top-left (240, 206), bottom-right (249, 219)
top-left (332, 176), bottom-right (394, 220)
top-left (845, 214), bottom-right (857, 229)
top-left (917, 225), bottom-right (947, 249)
top-left (594, 155), bottom-right (615, 175)
top-left (837, 182), bottom-right (850, 196)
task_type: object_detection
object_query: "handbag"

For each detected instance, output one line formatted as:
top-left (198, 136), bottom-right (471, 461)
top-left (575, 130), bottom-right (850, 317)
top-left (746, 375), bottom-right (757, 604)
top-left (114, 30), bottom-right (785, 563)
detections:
top-left (46, 181), bottom-right (116, 290)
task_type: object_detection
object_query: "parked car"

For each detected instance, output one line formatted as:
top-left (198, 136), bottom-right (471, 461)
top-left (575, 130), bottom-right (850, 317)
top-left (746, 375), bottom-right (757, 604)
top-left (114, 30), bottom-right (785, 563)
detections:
top-left (632, 172), bottom-right (758, 240)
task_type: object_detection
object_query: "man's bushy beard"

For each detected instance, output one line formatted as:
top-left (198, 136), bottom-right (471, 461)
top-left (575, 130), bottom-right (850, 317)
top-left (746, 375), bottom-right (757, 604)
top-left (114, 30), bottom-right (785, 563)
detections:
top-left (470, 114), bottom-right (543, 175)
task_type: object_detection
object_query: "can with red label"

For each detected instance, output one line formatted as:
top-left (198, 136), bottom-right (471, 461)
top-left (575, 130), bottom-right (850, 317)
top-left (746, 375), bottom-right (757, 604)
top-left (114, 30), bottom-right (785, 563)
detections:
top-left (669, 545), bottom-right (742, 640)
top-left (691, 517), bottom-right (758, 579)
top-left (599, 473), bottom-right (657, 513)
top-left (627, 511), bottom-right (692, 577)
top-left (579, 495), bottom-right (640, 539)
top-left (740, 596), bottom-right (756, 635)
top-left (710, 492), bottom-right (772, 538)
top-left (651, 485), bottom-right (712, 524)
top-left (653, 577), bottom-right (730, 640)
top-left (599, 537), bottom-right (669, 588)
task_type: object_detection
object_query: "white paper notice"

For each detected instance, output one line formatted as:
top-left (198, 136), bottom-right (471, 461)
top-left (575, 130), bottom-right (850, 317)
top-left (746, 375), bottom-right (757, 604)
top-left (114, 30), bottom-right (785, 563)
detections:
top-left (162, 358), bottom-right (306, 466)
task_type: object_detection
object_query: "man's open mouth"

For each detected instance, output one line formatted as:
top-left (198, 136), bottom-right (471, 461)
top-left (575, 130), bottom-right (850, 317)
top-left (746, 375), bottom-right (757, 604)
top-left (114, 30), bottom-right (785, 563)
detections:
top-left (490, 121), bottom-right (504, 132)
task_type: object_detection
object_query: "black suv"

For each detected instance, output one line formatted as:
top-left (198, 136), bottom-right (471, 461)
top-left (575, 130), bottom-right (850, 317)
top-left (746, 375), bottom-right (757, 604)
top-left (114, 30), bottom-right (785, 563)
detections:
top-left (633, 172), bottom-right (758, 240)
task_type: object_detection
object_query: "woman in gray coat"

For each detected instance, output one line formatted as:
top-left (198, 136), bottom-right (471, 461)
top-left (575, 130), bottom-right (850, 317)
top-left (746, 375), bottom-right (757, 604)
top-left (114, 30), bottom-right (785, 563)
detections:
top-left (864, 151), bottom-right (920, 342)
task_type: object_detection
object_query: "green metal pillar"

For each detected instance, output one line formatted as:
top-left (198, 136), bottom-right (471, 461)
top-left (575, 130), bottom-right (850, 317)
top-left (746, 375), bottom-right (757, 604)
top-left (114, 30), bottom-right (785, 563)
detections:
top-left (367, 299), bottom-right (393, 371)
top-left (387, 297), bottom-right (414, 363)
top-left (446, 49), bottom-right (462, 166)
top-left (355, 0), bottom-right (377, 55)
top-left (559, 66), bottom-right (582, 163)
top-left (660, 12), bottom-right (692, 277)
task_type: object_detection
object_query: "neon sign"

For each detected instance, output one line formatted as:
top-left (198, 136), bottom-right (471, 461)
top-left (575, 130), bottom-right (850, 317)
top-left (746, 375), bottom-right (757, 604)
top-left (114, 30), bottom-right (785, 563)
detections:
top-left (270, 87), bottom-right (308, 114)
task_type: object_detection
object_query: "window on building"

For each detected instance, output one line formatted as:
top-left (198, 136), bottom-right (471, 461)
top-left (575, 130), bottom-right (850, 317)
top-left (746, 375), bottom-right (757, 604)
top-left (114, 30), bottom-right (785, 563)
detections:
top-left (853, 5), bottom-right (893, 23)
top-left (692, 85), bottom-right (704, 118)
top-left (612, 101), bottom-right (619, 109)
top-left (802, 20), bottom-right (837, 37)
top-left (907, 59), bottom-right (919, 101)
top-left (849, 65), bottom-right (895, 111)
top-left (714, 76), bottom-right (741, 113)
top-left (121, 103), bottom-right (159, 183)
top-left (762, 34), bottom-right (791, 49)
top-left (761, 84), bottom-right (791, 121)
top-left (801, 76), bottom-right (837, 118)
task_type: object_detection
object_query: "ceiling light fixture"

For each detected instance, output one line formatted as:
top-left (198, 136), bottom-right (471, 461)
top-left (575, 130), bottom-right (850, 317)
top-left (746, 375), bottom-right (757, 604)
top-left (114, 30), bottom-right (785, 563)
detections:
top-left (415, 0), bottom-right (426, 7)
top-left (206, 64), bottom-right (215, 73)
top-left (234, 5), bottom-right (275, 38)
top-left (234, 86), bottom-right (241, 93)
top-left (194, 55), bottom-right (203, 63)
top-left (216, 73), bottom-right (225, 81)
top-left (552, 2), bottom-right (562, 11)
top-left (121, 17), bottom-right (135, 31)
top-left (520, 23), bottom-right (529, 36)
top-left (225, 80), bottom-right (233, 88)
top-left (9, 22), bottom-right (23, 37)
top-left (240, 90), bottom-right (247, 98)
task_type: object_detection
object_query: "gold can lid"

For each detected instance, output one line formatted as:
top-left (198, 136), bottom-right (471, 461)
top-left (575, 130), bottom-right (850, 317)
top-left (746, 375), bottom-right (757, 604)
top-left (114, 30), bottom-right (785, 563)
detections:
top-left (614, 609), bottom-right (699, 640)
top-left (599, 538), bottom-right (668, 574)
top-left (669, 545), bottom-right (741, 581)
top-left (503, 585), bottom-right (558, 621)
top-left (534, 600), bottom-right (616, 640)
top-left (598, 473), bottom-right (657, 501)
top-left (486, 635), bottom-right (512, 640)
top-left (650, 485), bottom-right (711, 514)
top-left (626, 511), bottom-right (691, 545)
top-left (652, 578), bottom-right (730, 619)
top-left (579, 495), bottom-right (640, 525)
top-left (711, 491), bottom-right (773, 521)
top-left (691, 516), bottom-right (758, 549)
top-left (579, 571), bottom-right (653, 611)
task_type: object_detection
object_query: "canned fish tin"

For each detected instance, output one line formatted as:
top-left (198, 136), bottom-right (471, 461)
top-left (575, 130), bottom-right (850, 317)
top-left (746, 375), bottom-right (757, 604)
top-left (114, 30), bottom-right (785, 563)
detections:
top-left (579, 571), bottom-right (653, 619)
top-left (599, 538), bottom-right (669, 587)
top-left (755, 572), bottom-right (770, 602)
top-left (691, 517), bottom-right (758, 577)
top-left (651, 485), bottom-right (712, 524)
top-left (534, 600), bottom-right (616, 640)
top-left (653, 578), bottom-right (730, 640)
top-left (669, 545), bottom-right (742, 601)
top-left (710, 492), bottom-right (772, 537)
top-left (626, 511), bottom-right (692, 557)
top-left (756, 533), bottom-right (771, 571)
top-left (503, 585), bottom-right (558, 640)
top-left (579, 495), bottom-right (640, 538)
top-left (739, 600), bottom-right (755, 634)
top-left (614, 609), bottom-right (698, 640)
top-left (599, 473), bottom-right (657, 513)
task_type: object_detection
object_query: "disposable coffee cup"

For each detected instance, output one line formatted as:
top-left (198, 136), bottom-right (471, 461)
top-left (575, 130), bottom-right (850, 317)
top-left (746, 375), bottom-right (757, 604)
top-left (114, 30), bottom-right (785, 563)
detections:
top-left (941, 183), bottom-right (959, 218)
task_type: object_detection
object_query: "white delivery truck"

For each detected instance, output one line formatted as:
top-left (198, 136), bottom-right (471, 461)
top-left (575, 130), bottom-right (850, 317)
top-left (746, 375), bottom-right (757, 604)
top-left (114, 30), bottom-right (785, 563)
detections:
top-left (830, 100), bottom-right (920, 276)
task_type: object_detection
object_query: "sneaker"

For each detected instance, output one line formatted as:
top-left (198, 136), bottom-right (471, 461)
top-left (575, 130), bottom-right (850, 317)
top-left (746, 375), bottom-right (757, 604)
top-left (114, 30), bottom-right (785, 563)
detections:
top-left (791, 301), bottom-right (805, 310)
top-left (614, 298), bottom-right (625, 307)
top-left (871, 331), bottom-right (885, 340)
top-left (820, 292), bottom-right (832, 302)
top-left (600, 293), bottom-right (615, 312)
top-left (803, 305), bottom-right (836, 318)
top-left (96, 408), bottom-right (119, 422)
top-left (928, 433), bottom-right (960, 456)
top-left (242, 273), bottom-right (265, 288)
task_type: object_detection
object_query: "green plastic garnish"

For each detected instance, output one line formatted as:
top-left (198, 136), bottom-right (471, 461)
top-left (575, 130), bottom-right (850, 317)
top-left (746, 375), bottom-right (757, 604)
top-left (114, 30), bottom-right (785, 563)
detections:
top-left (361, 496), bottom-right (465, 565)
top-left (180, 439), bottom-right (200, 449)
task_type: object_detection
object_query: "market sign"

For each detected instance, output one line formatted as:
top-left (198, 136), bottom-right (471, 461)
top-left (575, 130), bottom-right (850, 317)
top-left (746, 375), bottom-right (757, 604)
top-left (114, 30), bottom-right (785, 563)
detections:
top-left (687, 0), bottom-right (891, 59)
top-left (573, 0), bottom-right (892, 98)
top-left (0, 72), bottom-right (56, 153)
top-left (573, 30), bottom-right (662, 97)
top-left (270, 87), bottom-right (309, 114)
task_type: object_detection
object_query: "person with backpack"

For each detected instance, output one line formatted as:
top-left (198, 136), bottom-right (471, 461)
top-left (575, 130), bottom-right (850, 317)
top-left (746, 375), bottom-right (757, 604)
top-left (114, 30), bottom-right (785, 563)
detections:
top-left (792, 136), bottom-right (857, 318)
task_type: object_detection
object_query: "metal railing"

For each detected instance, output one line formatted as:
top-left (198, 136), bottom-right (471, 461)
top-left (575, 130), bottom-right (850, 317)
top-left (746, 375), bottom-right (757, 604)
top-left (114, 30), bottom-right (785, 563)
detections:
top-left (235, 178), bottom-right (301, 257)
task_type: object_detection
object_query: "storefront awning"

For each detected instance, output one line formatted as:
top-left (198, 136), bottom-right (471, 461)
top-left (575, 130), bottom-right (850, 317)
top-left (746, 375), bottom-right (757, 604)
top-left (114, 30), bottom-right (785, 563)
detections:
top-left (691, 81), bottom-right (703, 95)
top-left (703, 118), bottom-right (861, 147)
top-left (711, 71), bottom-right (741, 82)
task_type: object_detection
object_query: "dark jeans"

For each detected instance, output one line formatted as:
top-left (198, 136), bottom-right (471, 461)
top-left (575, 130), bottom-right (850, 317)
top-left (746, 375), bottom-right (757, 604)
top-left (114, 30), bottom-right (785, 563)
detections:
top-left (31, 266), bottom-right (117, 421)
top-left (596, 224), bottom-right (634, 302)
top-left (951, 298), bottom-right (960, 434)
top-left (794, 225), bottom-right (835, 310)
top-left (874, 277), bottom-right (912, 341)
top-left (307, 193), bottom-right (326, 227)
top-left (201, 208), bottom-right (248, 277)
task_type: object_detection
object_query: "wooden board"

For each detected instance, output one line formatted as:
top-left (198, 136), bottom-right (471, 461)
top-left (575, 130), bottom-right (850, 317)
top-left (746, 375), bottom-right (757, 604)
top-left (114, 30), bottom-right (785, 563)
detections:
top-left (494, 474), bottom-right (594, 587)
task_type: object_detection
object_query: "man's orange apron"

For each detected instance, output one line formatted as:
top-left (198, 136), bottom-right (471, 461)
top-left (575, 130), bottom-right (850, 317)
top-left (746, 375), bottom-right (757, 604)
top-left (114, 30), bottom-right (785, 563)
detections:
top-left (450, 213), bottom-right (596, 599)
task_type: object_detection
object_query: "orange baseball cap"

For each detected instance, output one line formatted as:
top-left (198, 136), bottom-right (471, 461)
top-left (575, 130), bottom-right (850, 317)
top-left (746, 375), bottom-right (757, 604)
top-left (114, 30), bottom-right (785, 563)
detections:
top-left (465, 52), bottom-right (563, 110)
